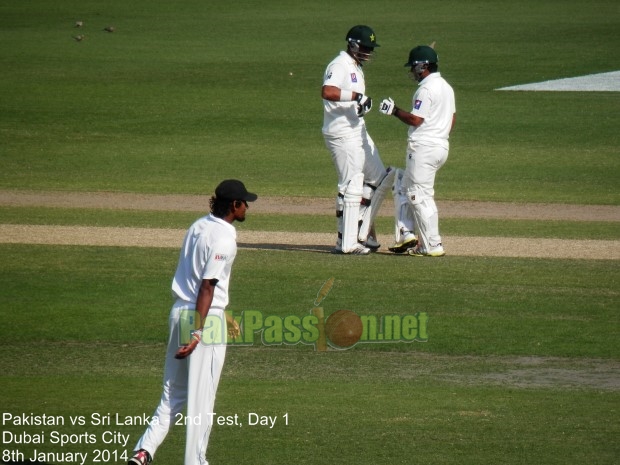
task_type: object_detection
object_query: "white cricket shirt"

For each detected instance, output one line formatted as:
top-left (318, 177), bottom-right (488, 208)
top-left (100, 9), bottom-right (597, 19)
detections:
top-left (408, 72), bottom-right (455, 150)
top-left (322, 51), bottom-right (367, 137)
top-left (171, 214), bottom-right (237, 311)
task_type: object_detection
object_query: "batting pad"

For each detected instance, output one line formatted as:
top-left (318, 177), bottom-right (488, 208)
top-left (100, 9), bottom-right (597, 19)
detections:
top-left (342, 173), bottom-right (363, 252)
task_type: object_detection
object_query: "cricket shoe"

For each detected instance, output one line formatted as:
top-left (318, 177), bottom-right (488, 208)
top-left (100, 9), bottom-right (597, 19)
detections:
top-left (388, 234), bottom-right (418, 254)
top-left (128, 449), bottom-right (152, 465)
top-left (332, 243), bottom-right (371, 255)
top-left (407, 243), bottom-right (446, 257)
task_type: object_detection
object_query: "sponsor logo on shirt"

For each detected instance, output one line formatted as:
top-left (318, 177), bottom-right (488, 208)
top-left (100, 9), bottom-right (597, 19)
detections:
top-left (414, 99), bottom-right (422, 110)
top-left (215, 253), bottom-right (228, 261)
top-left (350, 73), bottom-right (357, 83)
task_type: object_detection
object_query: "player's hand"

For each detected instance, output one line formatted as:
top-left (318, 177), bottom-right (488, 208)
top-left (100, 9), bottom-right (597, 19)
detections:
top-left (175, 329), bottom-right (202, 359)
top-left (379, 98), bottom-right (396, 116)
top-left (355, 93), bottom-right (372, 117)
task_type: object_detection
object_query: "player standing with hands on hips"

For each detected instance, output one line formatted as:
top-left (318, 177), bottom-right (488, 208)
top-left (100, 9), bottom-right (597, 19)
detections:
top-left (128, 179), bottom-right (256, 465)
top-left (379, 45), bottom-right (455, 256)
top-left (322, 25), bottom-right (395, 255)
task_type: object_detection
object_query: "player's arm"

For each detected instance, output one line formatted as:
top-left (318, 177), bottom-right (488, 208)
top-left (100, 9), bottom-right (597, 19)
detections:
top-left (450, 113), bottom-right (456, 133)
top-left (379, 98), bottom-right (424, 127)
top-left (321, 85), bottom-right (362, 102)
top-left (322, 85), bottom-right (371, 116)
top-left (322, 62), bottom-right (354, 102)
top-left (392, 107), bottom-right (424, 127)
top-left (195, 278), bottom-right (217, 324)
top-left (175, 278), bottom-right (218, 359)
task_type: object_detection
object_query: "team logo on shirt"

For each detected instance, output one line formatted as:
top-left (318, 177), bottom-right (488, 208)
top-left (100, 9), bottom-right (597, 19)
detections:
top-left (414, 99), bottom-right (422, 110)
top-left (350, 73), bottom-right (357, 83)
top-left (215, 253), bottom-right (228, 261)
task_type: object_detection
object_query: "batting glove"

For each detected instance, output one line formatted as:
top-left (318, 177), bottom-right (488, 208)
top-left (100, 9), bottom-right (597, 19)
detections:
top-left (355, 93), bottom-right (372, 117)
top-left (175, 328), bottom-right (202, 359)
top-left (379, 98), bottom-right (396, 116)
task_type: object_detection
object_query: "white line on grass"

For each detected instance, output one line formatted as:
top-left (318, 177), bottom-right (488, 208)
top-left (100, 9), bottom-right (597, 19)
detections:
top-left (497, 71), bottom-right (620, 92)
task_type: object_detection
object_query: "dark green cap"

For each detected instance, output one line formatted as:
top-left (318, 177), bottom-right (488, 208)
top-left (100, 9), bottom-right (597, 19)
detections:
top-left (404, 45), bottom-right (438, 67)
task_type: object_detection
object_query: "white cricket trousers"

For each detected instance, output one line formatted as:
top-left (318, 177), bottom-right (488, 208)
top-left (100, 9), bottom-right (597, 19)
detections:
top-left (325, 129), bottom-right (386, 194)
top-left (402, 142), bottom-right (449, 248)
top-left (132, 300), bottom-right (227, 465)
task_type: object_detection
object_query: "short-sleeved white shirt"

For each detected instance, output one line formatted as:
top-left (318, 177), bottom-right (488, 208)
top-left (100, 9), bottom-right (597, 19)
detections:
top-left (322, 51), bottom-right (367, 137)
top-left (171, 214), bottom-right (237, 311)
top-left (408, 72), bottom-right (455, 150)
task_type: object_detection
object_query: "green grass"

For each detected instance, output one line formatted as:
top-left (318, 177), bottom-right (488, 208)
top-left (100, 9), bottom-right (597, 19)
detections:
top-left (2, 346), bottom-right (618, 465)
top-left (1, 0), bottom-right (619, 464)
top-left (1, 0), bottom-right (619, 203)
top-left (1, 244), bottom-right (618, 357)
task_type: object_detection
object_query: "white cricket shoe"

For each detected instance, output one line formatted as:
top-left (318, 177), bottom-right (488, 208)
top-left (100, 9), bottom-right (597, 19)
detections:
top-left (332, 242), bottom-right (371, 255)
top-left (407, 243), bottom-right (445, 257)
top-left (347, 243), bottom-right (371, 255)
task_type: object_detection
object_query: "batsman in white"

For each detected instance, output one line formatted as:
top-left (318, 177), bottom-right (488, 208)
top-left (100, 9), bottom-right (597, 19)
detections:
top-left (128, 179), bottom-right (257, 465)
top-left (379, 45), bottom-right (456, 257)
top-left (322, 25), bottom-right (395, 255)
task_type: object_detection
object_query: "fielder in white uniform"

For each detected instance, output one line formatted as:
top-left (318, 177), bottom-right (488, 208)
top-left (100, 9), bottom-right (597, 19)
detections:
top-left (322, 25), bottom-right (395, 255)
top-left (128, 179), bottom-right (257, 465)
top-left (379, 45), bottom-right (456, 257)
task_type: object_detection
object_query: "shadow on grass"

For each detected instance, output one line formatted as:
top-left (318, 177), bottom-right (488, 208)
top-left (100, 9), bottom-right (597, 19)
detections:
top-left (238, 242), bottom-right (333, 253)
top-left (238, 242), bottom-right (413, 256)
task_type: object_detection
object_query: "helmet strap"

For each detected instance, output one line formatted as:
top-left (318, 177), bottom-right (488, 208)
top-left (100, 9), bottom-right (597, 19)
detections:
top-left (413, 63), bottom-right (428, 82)
top-left (348, 41), bottom-right (373, 64)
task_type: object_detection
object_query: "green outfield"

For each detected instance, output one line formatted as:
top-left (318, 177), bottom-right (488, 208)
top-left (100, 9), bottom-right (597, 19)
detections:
top-left (1, 0), bottom-right (619, 464)
top-left (1, 0), bottom-right (618, 203)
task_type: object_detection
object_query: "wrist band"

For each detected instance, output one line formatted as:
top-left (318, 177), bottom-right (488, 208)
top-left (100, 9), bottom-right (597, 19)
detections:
top-left (190, 329), bottom-right (203, 342)
top-left (340, 90), bottom-right (353, 102)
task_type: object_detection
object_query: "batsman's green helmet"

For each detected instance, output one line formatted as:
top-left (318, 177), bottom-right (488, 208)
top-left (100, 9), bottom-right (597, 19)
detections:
top-left (346, 25), bottom-right (380, 49)
top-left (404, 45), bottom-right (438, 67)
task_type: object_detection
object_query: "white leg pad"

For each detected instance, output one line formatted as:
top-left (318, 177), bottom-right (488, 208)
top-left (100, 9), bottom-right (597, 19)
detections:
top-left (393, 169), bottom-right (415, 243)
top-left (395, 202), bottom-right (416, 243)
top-left (335, 194), bottom-right (344, 247)
top-left (342, 173), bottom-right (363, 253)
top-left (357, 183), bottom-right (374, 237)
top-left (358, 167), bottom-right (396, 242)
